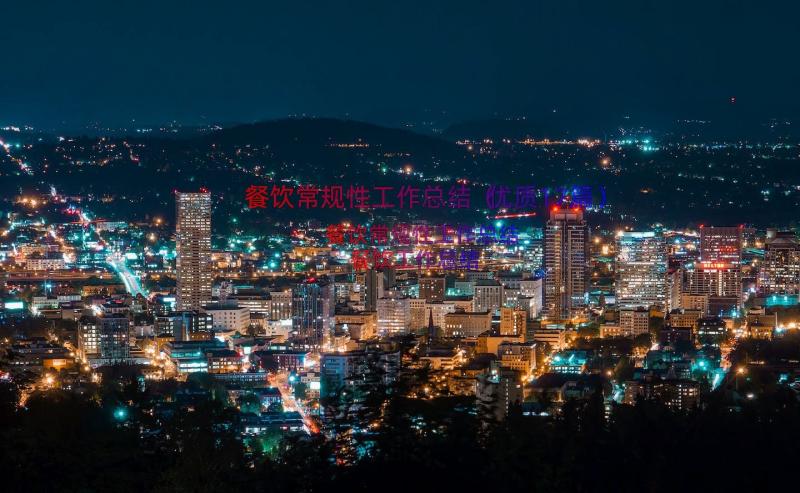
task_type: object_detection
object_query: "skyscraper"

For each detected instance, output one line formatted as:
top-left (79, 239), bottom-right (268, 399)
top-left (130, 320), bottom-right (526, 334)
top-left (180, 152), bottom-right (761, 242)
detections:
top-left (176, 191), bottom-right (212, 311)
top-left (691, 226), bottom-right (744, 314)
top-left (544, 207), bottom-right (588, 320)
top-left (615, 232), bottom-right (667, 309)
top-left (292, 279), bottom-right (334, 346)
top-left (700, 226), bottom-right (743, 263)
top-left (759, 232), bottom-right (800, 294)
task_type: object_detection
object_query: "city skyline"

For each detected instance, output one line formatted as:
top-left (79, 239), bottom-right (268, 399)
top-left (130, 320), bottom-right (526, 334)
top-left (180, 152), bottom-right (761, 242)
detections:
top-left (3, 3), bottom-right (800, 492)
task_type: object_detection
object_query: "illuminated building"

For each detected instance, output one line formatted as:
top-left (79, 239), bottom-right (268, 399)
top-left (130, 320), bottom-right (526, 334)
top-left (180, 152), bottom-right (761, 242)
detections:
top-left (599, 324), bottom-right (626, 338)
top-left (623, 376), bottom-right (699, 411)
top-left (680, 293), bottom-right (709, 315)
top-left (78, 315), bottom-right (100, 360)
top-left (690, 225), bottom-right (743, 314)
top-left (549, 350), bottom-right (589, 374)
top-left (268, 289), bottom-right (292, 320)
top-left (291, 280), bottom-right (334, 346)
top-left (424, 301), bottom-right (456, 330)
top-left (377, 291), bottom-right (410, 335)
top-left (444, 310), bottom-right (491, 337)
top-left (477, 331), bottom-right (524, 354)
top-left (206, 348), bottom-right (243, 373)
top-left (619, 306), bottom-right (650, 337)
top-left (79, 315), bottom-right (130, 363)
top-left (155, 311), bottom-right (213, 341)
top-left (499, 307), bottom-right (527, 336)
top-left (666, 268), bottom-right (683, 312)
top-left (667, 308), bottom-right (702, 330)
top-left (519, 277), bottom-right (543, 316)
top-left (685, 261), bottom-right (741, 315)
top-left (409, 298), bottom-right (427, 330)
top-left (473, 280), bottom-right (503, 314)
top-left (759, 232), bottom-right (800, 294)
top-left (544, 207), bottom-right (588, 319)
top-left (476, 366), bottom-right (523, 421)
top-left (700, 226), bottom-right (743, 263)
top-left (615, 232), bottom-right (667, 309)
top-left (533, 326), bottom-right (567, 350)
top-left (497, 341), bottom-right (536, 374)
top-left (696, 316), bottom-right (727, 347)
top-left (163, 339), bottom-right (226, 373)
top-left (226, 292), bottom-right (271, 315)
top-left (335, 311), bottom-right (378, 339)
top-left (23, 252), bottom-right (66, 271)
top-left (175, 191), bottom-right (212, 311)
top-left (202, 303), bottom-right (251, 333)
top-left (365, 268), bottom-right (395, 311)
top-left (419, 276), bottom-right (446, 303)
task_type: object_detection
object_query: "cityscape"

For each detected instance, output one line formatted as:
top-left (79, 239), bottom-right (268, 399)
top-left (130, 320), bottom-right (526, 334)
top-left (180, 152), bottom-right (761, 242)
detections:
top-left (2, 1), bottom-right (800, 492)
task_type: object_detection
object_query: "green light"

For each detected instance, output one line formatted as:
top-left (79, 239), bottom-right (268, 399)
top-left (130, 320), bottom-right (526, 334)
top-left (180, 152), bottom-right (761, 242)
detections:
top-left (114, 407), bottom-right (128, 421)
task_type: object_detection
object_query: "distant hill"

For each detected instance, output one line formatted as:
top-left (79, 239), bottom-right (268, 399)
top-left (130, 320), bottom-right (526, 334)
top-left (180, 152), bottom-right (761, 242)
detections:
top-left (201, 118), bottom-right (461, 156)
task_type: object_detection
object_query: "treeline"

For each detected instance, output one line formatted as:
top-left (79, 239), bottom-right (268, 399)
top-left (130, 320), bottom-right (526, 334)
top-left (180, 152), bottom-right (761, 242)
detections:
top-left (1, 377), bottom-right (799, 493)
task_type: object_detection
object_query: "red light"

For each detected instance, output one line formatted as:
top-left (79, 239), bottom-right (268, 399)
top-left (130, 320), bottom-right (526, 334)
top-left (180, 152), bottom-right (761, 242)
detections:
top-left (551, 205), bottom-right (560, 212)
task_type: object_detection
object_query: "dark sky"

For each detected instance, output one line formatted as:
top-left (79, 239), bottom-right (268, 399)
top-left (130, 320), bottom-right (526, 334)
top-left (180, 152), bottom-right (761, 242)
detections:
top-left (1, 0), bottom-right (798, 128)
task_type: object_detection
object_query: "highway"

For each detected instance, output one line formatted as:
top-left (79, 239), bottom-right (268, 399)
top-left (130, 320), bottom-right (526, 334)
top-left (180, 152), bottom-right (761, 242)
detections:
top-left (107, 254), bottom-right (147, 297)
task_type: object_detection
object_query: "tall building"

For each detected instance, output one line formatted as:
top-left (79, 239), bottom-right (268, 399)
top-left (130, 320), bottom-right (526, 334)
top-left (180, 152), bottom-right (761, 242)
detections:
top-left (685, 262), bottom-right (741, 315)
top-left (377, 290), bottom-right (411, 336)
top-left (615, 232), bottom-right (667, 309)
top-left (292, 280), bottom-right (334, 346)
top-left (700, 226), bottom-right (743, 263)
top-left (79, 314), bottom-right (130, 362)
top-left (364, 268), bottom-right (395, 311)
top-left (696, 226), bottom-right (743, 314)
top-left (759, 232), bottom-right (800, 294)
top-left (176, 191), bottom-right (212, 311)
top-left (544, 207), bottom-right (588, 319)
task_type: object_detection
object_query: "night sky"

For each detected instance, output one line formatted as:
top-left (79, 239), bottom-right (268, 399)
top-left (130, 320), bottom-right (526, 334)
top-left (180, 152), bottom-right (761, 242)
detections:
top-left (1, 0), bottom-right (798, 128)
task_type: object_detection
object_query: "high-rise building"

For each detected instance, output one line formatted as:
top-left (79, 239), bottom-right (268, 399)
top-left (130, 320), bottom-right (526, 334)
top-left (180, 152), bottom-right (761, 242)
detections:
top-left (696, 226), bottom-right (743, 314)
top-left (759, 232), bottom-right (800, 294)
top-left (292, 280), bottom-right (334, 346)
top-left (79, 314), bottom-right (130, 362)
top-left (544, 207), bottom-right (588, 319)
top-left (98, 315), bottom-right (131, 361)
top-left (615, 232), bottom-right (667, 309)
top-left (685, 262), bottom-right (741, 315)
top-left (377, 290), bottom-right (410, 336)
top-left (364, 268), bottom-right (395, 311)
top-left (176, 191), bottom-right (212, 311)
top-left (700, 226), bottom-right (743, 263)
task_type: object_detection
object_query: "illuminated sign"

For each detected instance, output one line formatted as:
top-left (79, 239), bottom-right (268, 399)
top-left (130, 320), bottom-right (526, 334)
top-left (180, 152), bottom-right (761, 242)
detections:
top-left (4, 301), bottom-right (24, 310)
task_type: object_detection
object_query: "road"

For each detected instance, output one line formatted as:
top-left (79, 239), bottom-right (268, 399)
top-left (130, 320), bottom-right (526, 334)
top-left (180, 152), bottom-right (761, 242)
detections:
top-left (107, 254), bottom-right (147, 297)
top-left (268, 371), bottom-right (319, 434)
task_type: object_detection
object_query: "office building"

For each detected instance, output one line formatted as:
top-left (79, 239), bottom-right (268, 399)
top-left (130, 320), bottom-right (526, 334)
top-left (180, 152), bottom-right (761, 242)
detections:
top-left (176, 191), bottom-right (212, 311)
top-left (544, 207), bottom-right (588, 319)
top-left (615, 232), bottom-right (667, 309)
top-left (759, 232), bottom-right (800, 294)
top-left (292, 280), bottom-right (334, 346)
top-left (419, 276), bottom-right (446, 303)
